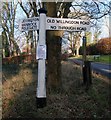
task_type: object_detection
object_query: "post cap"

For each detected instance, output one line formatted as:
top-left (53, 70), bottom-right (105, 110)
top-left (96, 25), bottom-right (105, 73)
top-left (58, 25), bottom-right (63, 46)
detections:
top-left (38, 8), bottom-right (47, 14)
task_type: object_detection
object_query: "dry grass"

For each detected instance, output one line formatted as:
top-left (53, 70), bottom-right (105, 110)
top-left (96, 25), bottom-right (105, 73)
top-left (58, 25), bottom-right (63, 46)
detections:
top-left (2, 61), bottom-right (111, 119)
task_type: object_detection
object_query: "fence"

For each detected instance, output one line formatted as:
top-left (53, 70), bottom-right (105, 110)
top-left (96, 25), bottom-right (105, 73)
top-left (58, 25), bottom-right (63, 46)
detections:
top-left (2, 54), bottom-right (36, 65)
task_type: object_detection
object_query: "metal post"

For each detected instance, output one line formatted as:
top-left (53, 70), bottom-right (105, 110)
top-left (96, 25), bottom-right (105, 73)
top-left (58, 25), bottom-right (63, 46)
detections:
top-left (36, 8), bottom-right (47, 108)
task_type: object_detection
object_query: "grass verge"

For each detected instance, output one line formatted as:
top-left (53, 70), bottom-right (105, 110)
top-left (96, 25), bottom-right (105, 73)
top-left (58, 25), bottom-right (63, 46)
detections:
top-left (2, 62), bottom-right (111, 119)
top-left (73, 55), bottom-right (111, 64)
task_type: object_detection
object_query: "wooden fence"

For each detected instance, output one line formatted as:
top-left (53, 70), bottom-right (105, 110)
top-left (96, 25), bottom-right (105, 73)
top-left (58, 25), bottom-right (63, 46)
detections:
top-left (2, 53), bottom-right (70, 65)
top-left (2, 54), bottom-right (36, 65)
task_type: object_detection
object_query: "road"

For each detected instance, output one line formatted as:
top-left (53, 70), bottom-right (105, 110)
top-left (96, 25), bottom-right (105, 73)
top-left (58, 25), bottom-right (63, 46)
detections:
top-left (69, 58), bottom-right (111, 79)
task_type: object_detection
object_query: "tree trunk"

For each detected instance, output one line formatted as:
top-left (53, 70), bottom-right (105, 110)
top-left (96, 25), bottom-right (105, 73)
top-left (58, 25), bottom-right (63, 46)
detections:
top-left (46, 31), bottom-right (62, 92)
top-left (76, 47), bottom-right (79, 56)
top-left (46, 3), bottom-right (63, 92)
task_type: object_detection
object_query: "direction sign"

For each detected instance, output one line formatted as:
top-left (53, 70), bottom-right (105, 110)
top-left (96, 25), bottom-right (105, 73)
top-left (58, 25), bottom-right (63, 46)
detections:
top-left (19, 17), bottom-right (39, 31)
top-left (46, 17), bottom-right (90, 31)
top-left (20, 17), bottom-right (90, 31)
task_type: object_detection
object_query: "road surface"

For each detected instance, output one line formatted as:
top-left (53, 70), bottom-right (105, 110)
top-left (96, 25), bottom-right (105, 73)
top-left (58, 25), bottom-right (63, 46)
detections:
top-left (69, 58), bottom-right (111, 79)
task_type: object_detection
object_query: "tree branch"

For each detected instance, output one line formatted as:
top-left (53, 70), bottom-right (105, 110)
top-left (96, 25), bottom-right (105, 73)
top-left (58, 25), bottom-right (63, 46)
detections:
top-left (19, 2), bottom-right (29, 18)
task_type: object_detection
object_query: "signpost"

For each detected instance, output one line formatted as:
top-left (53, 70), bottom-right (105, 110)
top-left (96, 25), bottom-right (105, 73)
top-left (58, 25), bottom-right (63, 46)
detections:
top-left (46, 17), bottom-right (90, 31)
top-left (19, 17), bottom-right (39, 31)
top-left (19, 8), bottom-right (90, 108)
top-left (36, 8), bottom-right (47, 108)
top-left (20, 17), bottom-right (90, 32)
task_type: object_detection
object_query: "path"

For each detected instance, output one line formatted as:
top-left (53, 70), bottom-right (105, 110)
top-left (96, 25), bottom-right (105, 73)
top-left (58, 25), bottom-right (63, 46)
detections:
top-left (69, 58), bottom-right (111, 79)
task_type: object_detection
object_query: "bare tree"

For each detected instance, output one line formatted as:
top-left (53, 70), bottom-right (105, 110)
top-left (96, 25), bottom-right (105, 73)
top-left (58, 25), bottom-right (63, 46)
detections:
top-left (67, 0), bottom-right (111, 56)
top-left (19, 1), bottom-right (39, 55)
top-left (71, 0), bottom-right (111, 20)
top-left (67, 32), bottom-right (81, 56)
top-left (2, 1), bottom-right (20, 57)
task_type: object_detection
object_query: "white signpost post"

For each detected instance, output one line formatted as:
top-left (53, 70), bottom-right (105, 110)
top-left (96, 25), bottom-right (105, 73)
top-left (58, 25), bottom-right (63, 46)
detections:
top-left (19, 8), bottom-right (90, 108)
top-left (36, 8), bottom-right (47, 108)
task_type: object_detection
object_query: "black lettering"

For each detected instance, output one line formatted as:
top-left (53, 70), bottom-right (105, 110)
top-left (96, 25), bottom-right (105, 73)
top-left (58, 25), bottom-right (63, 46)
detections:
top-left (47, 19), bottom-right (51, 23)
top-left (56, 20), bottom-right (60, 23)
top-left (52, 19), bottom-right (55, 23)
top-left (58, 26), bottom-right (77, 31)
top-left (47, 19), bottom-right (55, 23)
top-left (80, 21), bottom-right (89, 25)
top-left (50, 26), bottom-right (56, 29)
top-left (56, 20), bottom-right (79, 24)
top-left (77, 27), bottom-right (86, 31)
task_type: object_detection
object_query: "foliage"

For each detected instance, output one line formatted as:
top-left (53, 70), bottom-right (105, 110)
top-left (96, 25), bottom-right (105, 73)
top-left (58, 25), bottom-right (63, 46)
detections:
top-left (79, 45), bottom-right (96, 55)
top-left (86, 43), bottom-right (99, 55)
top-left (96, 38), bottom-right (111, 54)
top-left (86, 38), bottom-right (111, 55)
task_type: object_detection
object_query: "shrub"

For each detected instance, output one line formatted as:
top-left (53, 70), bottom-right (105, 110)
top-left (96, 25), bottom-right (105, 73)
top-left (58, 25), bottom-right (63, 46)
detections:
top-left (80, 43), bottom-right (99, 55)
top-left (85, 37), bottom-right (111, 55)
top-left (86, 43), bottom-right (99, 55)
top-left (96, 38), bottom-right (111, 54)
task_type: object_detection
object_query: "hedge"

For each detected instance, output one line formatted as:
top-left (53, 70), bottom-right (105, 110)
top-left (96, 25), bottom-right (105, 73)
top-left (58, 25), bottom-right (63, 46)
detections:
top-left (85, 37), bottom-right (111, 55)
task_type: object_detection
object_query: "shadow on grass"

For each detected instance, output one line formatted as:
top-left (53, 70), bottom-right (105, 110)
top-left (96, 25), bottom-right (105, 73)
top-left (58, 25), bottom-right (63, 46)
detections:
top-left (2, 61), bottom-right (111, 119)
top-left (2, 63), bottom-right (39, 118)
top-left (2, 64), bottom-right (21, 84)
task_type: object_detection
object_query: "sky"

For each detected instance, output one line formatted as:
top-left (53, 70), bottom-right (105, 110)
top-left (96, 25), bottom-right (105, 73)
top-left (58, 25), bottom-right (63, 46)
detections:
top-left (99, 16), bottom-right (110, 39)
top-left (71, 0), bottom-right (111, 39)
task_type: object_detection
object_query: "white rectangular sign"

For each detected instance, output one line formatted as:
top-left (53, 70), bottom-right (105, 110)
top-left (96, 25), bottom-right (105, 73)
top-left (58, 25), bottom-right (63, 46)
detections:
top-left (36, 45), bottom-right (46, 60)
top-left (46, 17), bottom-right (90, 31)
top-left (20, 17), bottom-right (90, 31)
top-left (19, 17), bottom-right (39, 31)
